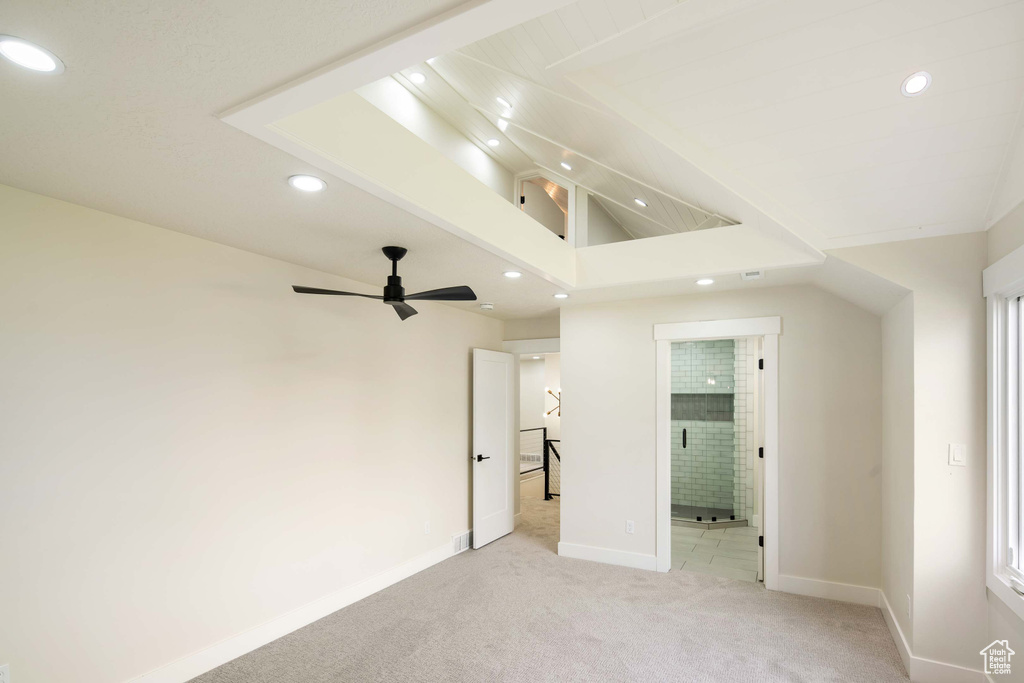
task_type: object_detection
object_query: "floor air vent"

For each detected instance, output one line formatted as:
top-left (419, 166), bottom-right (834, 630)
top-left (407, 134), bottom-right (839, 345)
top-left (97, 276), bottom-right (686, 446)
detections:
top-left (452, 531), bottom-right (472, 554)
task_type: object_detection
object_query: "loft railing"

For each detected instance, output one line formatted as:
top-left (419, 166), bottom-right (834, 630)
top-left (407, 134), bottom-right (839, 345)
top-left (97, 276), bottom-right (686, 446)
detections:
top-left (544, 439), bottom-right (560, 500)
top-left (520, 428), bottom-right (560, 501)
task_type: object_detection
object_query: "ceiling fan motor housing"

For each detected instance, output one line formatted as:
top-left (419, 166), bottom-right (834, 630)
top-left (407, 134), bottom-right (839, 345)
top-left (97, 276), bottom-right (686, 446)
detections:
top-left (383, 275), bottom-right (405, 304)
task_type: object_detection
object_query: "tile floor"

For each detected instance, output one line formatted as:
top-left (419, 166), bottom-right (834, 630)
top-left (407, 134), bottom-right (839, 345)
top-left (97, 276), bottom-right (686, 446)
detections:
top-left (672, 523), bottom-right (760, 582)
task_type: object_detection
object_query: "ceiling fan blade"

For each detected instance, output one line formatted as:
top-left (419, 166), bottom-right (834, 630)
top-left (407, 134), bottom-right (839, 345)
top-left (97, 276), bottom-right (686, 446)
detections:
top-left (405, 285), bottom-right (477, 301)
top-left (292, 285), bottom-right (383, 299)
top-left (392, 302), bottom-right (419, 320)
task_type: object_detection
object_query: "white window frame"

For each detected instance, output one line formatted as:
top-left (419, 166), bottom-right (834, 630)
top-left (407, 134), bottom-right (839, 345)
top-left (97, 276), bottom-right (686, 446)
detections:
top-left (986, 243), bottom-right (1024, 621)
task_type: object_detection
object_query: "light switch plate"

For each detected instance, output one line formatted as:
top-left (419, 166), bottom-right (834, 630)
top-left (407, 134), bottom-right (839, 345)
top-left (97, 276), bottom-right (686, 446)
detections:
top-left (948, 443), bottom-right (966, 467)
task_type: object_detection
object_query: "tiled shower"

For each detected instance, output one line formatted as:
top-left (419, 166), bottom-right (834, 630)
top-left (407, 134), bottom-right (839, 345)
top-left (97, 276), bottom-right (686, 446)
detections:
top-left (670, 338), bottom-right (758, 524)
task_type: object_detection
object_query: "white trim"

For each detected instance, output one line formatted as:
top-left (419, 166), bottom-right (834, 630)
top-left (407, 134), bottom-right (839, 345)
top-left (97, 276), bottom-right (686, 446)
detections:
top-left (220, 0), bottom-right (570, 128)
top-left (653, 316), bottom-right (781, 341)
top-left (763, 333), bottom-right (779, 590)
top-left (880, 592), bottom-right (986, 683)
top-left (654, 317), bottom-right (780, 592)
top-left (880, 591), bottom-right (912, 675)
top-left (557, 542), bottom-right (658, 571)
top-left (501, 337), bottom-right (560, 354)
top-left (776, 575), bottom-right (879, 606)
top-left (985, 245), bottom-right (1024, 623)
top-left (128, 540), bottom-right (458, 683)
top-left (514, 512), bottom-right (522, 528)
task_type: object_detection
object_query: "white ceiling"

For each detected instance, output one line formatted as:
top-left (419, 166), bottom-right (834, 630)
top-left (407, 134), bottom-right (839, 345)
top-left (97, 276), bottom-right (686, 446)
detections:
top-left (0, 0), bottom-right (1016, 322)
top-left (578, 0), bottom-right (1024, 246)
top-left (382, 0), bottom-right (1024, 250)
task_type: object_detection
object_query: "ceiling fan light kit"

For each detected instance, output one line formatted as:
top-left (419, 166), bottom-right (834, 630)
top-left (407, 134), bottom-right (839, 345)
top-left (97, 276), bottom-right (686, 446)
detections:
top-left (292, 246), bottom-right (477, 320)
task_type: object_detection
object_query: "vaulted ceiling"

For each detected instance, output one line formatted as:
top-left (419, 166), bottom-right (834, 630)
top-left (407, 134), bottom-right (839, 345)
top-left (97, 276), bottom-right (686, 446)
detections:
top-left (388, 0), bottom-right (1024, 250)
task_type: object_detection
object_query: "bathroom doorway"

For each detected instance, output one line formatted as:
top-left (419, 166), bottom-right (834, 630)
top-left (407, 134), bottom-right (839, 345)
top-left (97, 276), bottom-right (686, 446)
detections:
top-left (654, 317), bottom-right (780, 588)
top-left (669, 337), bottom-right (763, 582)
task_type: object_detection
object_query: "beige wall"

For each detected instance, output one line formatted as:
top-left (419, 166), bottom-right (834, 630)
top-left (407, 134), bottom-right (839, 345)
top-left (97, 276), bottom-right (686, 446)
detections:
top-left (586, 195), bottom-right (632, 246)
top-left (0, 185), bottom-right (502, 683)
top-left (519, 358), bottom-right (546, 431)
top-left (988, 200), bottom-right (1024, 266)
top-left (836, 233), bottom-right (988, 670)
top-left (881, 293), bottom-right (915, 643)
top-left (503, 315), bottom-right (560, 341)
top-left (560, 285), bottom-right (883, 587)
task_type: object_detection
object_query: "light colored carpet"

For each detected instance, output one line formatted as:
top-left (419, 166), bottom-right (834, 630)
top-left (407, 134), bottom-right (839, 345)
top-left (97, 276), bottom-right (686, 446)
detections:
top-left (193, 497), bottom-right (908, 682)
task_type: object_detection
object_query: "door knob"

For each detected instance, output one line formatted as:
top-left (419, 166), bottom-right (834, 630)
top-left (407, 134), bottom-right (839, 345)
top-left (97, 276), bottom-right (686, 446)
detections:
top-left (475, 454), bottom-right (490, 462)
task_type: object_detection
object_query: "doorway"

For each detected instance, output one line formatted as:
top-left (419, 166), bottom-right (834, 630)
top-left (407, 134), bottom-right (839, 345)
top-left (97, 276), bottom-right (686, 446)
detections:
top-left (516, 351), bottom-right (561, 539)
top-left (655, 317), bottom-right (780, 589)
top-left (668, 337), bottom-right (763, 582)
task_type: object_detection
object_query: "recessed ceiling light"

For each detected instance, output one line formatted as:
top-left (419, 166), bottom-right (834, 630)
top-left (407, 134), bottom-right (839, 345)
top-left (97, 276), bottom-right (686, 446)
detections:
top-left (288, 174), bottom-right (326, 192)
top-left (532, 356), bottom-right (541, 360)
top-left (503, 270), bottom-right (521, 278)
top-left (497, 118), bottom-right (509, 132)
top-left (901, 71), bottom-right (931, 97)
top-left (0, 35), bottom-right (64, 73)
top-left (696, 278), bottom-right (714, 286)
top-left (553, 293), bottom-right (569, 299)
top-left (487, 138), bottom-right (500, 147)
top-left (496, 96), bottom-right (512, 109)
top-left (409, 72), bottom-right (426, 84)
top-left (561, 162), bottom-right (572, 171)
top-left (634, 198), bottom-right (648, 208)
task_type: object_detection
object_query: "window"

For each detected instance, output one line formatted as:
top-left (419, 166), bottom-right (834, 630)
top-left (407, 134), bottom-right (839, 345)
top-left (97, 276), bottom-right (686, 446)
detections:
top-left (986, 249), bottom-right (1024, 619)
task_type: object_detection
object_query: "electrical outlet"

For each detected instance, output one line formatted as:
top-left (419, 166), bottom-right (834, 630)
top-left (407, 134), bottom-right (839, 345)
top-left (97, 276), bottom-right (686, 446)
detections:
top-left (0, 663), bottom-right (10, 683)
top-left (625, 520), bottom-right (635, 534)
top-left (424, 521), bottom-right (431, 535)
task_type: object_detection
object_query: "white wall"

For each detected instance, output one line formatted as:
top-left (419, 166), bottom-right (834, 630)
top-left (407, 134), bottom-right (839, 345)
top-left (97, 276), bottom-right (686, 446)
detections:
top-left (836, 233), bottom-right (988, 671)
top-left (358, 78), bottom-right (514, 201)
top-left (881, 293), bottom-right (915, 644)
top-left (587, 195), bottom-right (632, 246)
top-left (559, 285), bottom-right (882, 588)
top-left (544, 354), bottom-right (561, 441)
top-left (0, 184), bottom-right (502, 683)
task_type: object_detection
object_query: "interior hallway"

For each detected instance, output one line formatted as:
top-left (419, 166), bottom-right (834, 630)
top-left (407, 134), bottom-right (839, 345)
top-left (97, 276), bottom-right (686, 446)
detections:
top-left (195, 497), bottom-right (907, 682)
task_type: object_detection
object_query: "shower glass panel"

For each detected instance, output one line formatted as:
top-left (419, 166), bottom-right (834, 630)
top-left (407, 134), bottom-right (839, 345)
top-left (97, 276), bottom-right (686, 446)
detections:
top-left (671, 339), bottom-right (743, 524)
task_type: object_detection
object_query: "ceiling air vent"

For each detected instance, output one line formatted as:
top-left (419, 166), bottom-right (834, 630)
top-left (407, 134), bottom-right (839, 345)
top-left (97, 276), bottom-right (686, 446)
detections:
top-left (741, 270), bottom-right (763, 281)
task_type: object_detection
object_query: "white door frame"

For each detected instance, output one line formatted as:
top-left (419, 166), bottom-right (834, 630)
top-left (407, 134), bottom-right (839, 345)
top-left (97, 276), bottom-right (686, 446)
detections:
top-left (501, 338), bottom-right (560, 526)
top-left (654, 317), bottom-right (780, 590)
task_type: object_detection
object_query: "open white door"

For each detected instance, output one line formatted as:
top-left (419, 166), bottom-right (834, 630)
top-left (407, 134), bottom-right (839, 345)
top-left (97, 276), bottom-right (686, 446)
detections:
top-left (472, 348), bottom-right (515, 548)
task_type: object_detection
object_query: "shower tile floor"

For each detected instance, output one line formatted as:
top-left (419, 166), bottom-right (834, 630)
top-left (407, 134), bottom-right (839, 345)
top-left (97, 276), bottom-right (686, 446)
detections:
top-left (672, 523), bottom-right (760, 582)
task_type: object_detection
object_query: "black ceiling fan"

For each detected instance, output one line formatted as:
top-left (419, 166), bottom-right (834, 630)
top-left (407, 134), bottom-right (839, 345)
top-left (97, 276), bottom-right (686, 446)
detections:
top-left (292, 246), bottom-right (477, 321)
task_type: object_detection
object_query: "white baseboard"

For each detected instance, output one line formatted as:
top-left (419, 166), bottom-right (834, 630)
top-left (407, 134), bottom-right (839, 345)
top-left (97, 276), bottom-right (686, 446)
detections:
top-left (514, 512), bottom-right (522, 527)
top-left (879, 591), bottom-right (986, 683)
top-left (777, 574), bottom-right (880, 606)
top-left (128, 540), bottom-right (456, 683)
top-left (558, 541), bottom-right (657, 571)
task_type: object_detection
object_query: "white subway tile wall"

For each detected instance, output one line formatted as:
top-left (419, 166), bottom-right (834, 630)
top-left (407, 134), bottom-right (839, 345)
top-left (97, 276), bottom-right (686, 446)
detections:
top-left (670, 339), bottom-right (756, 521)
